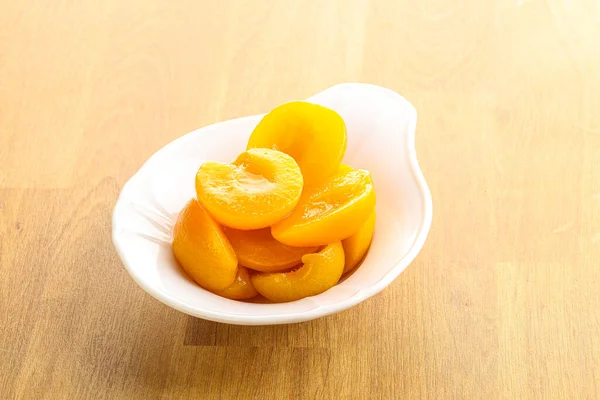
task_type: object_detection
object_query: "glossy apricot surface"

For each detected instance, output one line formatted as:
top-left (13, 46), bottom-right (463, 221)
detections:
top-left (172, 199), bottom-right (238, 291)
top-left (251, 242), bottom-right (345, 302)
top-left (223, 227), bottom-right (318, 272)
top-left (211, 267), bottom-right (258, 300)
top-left (342, 210), bottom-right (376, 274)
top-left (247, 101), bottom-right (347, 185)
top-left (195, 148), bottom-right (303, 230)
top-left (271, 168), bottom-right (376, 246)
top-left (172, 102), bottom-right (380, 303)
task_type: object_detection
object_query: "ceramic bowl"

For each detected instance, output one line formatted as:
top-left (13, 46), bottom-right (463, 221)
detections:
top-left (112, 83), bottom-right (432, 325)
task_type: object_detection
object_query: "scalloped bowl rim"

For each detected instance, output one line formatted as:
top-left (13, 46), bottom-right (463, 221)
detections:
top-left (112, 83), bottom-right (432, 325)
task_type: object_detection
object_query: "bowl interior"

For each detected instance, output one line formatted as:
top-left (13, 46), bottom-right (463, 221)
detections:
top-left (112, 83), bottom-right (430, 325)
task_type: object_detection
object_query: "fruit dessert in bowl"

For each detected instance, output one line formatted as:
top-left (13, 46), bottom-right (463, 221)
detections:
top-left (112, 83), bottom-right (432, 325)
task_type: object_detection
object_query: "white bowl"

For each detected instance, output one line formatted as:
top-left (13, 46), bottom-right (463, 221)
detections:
top-left (112, 83), bottom-right (432, 325)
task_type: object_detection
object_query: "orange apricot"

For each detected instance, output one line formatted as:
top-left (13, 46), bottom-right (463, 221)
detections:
top-left (342, 210), bottom-right (376, 274)
top-left (211, 267), bottom-right (258, 300)
top-left (195, 148), bottom-right (303, 230)
top-left (222, 227), bottom-right (318, 272)
top-left (271, 168), bottom-right (376, 247)
top-left (172, 199), bottom-right (238, 291)
top-left (247, 101), bottom-right (347, 185)
top-left (251, 242), bottom-right (345, 302)
top-left (337, 164), bottom-right (353, 174)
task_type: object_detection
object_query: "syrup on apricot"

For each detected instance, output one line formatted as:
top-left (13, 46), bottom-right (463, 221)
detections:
top-left (271, 167), bottom-right (376, 247)
top-left (195, 148), bottom-right (303, 230)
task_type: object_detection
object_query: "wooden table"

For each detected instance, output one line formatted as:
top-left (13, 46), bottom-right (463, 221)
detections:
top-left (2, 1), bottom-right (599, 399)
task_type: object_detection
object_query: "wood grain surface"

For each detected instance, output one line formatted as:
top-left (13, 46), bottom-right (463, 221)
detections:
top-left (1, 1), bottom-right (599, 399)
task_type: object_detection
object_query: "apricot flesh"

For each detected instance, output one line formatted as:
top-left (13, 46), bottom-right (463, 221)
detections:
top-left (223, 227), bottom-right (318, 272)
top-left (195, 148), bottom-right (303, 230)
top-left (172, 199), bottom-right (238, 291)
top-left (342, 210), bottom-right (376, 274)
top-left (211, 267), bottom-right (258, 300)
top-left (251, 242), bottom-right (345, 302)
top-left (172, 100), bottom-right (380, 303)
top-left (272, 168), bottom-right (376, 247)
top-left (247, 101), bottom-right (347, 185)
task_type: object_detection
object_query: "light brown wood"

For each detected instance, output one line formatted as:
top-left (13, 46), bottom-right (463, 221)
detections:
top-left (1, 1), bottom-right (599, 398)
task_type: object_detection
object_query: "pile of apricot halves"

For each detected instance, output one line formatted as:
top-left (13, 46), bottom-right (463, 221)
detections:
top-left (172, 102), bottom-right (376, 303)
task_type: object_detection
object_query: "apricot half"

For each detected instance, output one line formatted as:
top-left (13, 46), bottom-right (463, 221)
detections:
top-left (172, 199), bottom-right (238, 291)
top-left (211, 267), bottom-right (258, 300)
top-left (251, 242), bottom-right (345, 302)
top-left (247, 101), bottom-right (347, 185)
top-left (271, 168), bottom-right (376, 247)
top-left (223, 227), bottom-right (318, 272)
top-left (342, 210), bottom-right (376, 274)
top-left (195, 148), bottom-right (303, 230)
